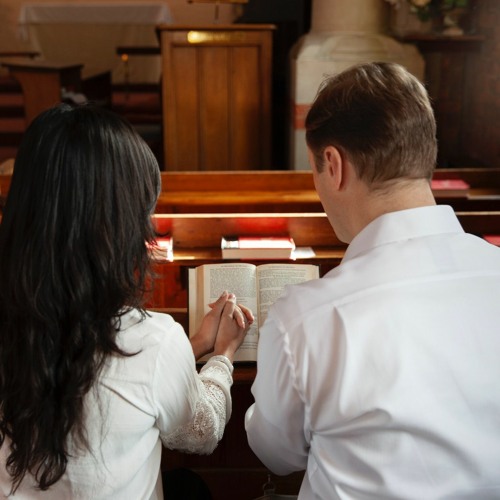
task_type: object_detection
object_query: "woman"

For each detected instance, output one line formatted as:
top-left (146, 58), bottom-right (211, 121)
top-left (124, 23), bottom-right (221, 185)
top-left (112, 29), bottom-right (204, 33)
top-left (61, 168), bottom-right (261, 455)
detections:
top-left (0, 103), bottom-right (251, 498)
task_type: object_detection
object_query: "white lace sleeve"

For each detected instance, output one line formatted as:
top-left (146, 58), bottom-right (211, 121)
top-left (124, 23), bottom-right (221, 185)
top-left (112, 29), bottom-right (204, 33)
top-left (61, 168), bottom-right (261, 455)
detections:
top-left (160, 355), bottom-right (234, 454)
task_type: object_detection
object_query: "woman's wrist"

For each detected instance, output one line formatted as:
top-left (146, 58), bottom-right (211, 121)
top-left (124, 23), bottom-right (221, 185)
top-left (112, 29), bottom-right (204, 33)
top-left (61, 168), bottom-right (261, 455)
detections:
top-left (213, 351), bottom-right (233, 363)
top-left (212, 346), bottom-right (236, 363)
top-left (190, 335), bottom-right (211, 361)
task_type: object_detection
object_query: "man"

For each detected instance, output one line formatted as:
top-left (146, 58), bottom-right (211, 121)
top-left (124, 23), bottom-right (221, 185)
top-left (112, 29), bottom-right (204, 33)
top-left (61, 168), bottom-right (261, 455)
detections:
top-left (245, 62), bottom-right (500, 499)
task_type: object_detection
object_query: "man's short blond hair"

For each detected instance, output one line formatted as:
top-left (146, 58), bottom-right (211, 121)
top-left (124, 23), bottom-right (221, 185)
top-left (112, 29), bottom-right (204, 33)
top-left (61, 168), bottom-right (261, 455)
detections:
top-left (305, 62), bottom-right (437, 185)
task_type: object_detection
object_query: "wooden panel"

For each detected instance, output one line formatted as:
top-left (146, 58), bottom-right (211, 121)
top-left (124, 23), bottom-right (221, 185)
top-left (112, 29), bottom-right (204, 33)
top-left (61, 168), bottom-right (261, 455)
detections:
top-left (160, 170), bottom-right (316, 192)
top-left (170, 47), bottom-right (199, 170)
top-left (398, 31), bottom-right (493, 167)
top-left (231, 45), bottom-right (261, 170)
top-left (152, 213), bottom-right (342, 249)
top-left (157, 170), bottom-right (320, 213)
top-left (200, 47), bottom-right (230, 170)
top-left (466, 0), bottom-right (500, 168)
top-left (159, 25), bottom-right (275, 171)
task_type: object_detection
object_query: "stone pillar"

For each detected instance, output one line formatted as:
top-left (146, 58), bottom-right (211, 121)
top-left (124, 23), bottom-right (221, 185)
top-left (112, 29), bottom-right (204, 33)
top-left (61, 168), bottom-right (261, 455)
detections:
top-left (289, 0), bottom-right (425, 170)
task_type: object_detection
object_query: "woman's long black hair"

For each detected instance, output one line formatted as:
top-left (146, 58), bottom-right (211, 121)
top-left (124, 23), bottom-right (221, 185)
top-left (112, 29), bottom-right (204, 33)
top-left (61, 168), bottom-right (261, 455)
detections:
top-left (0, 103), bottom-right (161, 492)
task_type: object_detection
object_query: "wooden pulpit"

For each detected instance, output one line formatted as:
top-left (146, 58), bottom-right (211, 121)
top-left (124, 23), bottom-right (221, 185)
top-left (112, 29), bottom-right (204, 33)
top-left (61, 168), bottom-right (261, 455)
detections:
top-left (157, 24), bottom-right (275, 171)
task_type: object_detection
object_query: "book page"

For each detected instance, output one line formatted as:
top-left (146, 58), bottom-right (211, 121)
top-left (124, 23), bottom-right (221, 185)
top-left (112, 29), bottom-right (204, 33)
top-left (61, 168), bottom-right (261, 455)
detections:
top-left (189, 263), bottom-right (259, 362)
top-left (256, 264), bottom-right (320, 326)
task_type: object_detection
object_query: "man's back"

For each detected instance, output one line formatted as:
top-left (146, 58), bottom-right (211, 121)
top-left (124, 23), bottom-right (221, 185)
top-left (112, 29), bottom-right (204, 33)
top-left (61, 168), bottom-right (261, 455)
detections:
top-left (247, 206), bottom-right (500, 499)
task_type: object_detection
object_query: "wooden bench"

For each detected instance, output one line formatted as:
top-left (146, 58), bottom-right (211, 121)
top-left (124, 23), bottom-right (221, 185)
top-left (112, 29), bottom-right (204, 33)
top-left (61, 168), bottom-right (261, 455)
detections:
top-left (154, 168), bottom-right (500, 213)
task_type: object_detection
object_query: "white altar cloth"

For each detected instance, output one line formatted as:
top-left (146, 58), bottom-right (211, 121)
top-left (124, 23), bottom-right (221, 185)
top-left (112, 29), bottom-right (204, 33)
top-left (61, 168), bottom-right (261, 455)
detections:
top-left (18, 2), bottom-right (173, 83)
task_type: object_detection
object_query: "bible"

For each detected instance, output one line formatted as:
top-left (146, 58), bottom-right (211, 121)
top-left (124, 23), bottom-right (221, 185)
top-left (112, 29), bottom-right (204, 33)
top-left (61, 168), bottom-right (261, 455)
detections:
top-left (221, 236), bottom-right (296, 260)
top-left (431, 178), bottom-right (470, 198)
top-left (188, 262), bottom-right (320, 362)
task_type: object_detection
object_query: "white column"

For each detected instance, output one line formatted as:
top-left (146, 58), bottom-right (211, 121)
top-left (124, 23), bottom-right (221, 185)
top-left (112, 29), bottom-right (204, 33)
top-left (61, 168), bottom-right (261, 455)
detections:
top-left (289, 0), bottom-right (425, 170)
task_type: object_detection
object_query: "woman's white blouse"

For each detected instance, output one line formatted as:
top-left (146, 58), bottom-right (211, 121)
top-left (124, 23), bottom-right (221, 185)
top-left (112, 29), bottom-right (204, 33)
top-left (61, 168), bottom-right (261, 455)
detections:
top-left (0, 309), bottom-right (233, 499)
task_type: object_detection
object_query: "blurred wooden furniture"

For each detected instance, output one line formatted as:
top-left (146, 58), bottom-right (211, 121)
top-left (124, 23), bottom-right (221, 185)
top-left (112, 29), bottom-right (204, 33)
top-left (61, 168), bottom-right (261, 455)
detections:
top-left (157, 24), bottom-right (275, 171)
top-left (397, 34), bottom-right (485, 167)
top-left (1, 58), bottom-right (112, 125)
top-left (433, 167), bottom-right (500, 210)
top-left (0, 59), bottom-right (82, 125)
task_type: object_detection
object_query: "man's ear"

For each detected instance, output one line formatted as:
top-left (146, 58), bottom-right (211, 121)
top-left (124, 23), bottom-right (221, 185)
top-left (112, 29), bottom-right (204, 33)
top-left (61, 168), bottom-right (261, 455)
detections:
top-left (323, 146), bottom-right (344, 191)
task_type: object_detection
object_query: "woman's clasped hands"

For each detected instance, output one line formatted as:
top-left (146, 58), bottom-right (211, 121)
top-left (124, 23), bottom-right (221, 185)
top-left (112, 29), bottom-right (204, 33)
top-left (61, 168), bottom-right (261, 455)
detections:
top-left (190, 291), bottom-right (254, 362)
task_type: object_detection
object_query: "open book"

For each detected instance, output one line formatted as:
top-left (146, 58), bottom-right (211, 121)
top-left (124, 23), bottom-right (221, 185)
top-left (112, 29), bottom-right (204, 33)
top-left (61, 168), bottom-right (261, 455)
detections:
top-left (188, 263), bottom-right (319, 362)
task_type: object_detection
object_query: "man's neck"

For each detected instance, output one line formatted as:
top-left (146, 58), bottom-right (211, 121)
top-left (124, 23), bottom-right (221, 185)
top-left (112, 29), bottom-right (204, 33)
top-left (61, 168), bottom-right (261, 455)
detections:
top-left (348, 178), bottom-right (436, 242)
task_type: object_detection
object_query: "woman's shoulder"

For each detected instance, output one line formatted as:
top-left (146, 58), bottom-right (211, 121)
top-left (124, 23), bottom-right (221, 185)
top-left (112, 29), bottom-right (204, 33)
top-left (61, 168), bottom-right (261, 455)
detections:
top-left (104, 308), bottom-right (194, 383)
top-left (117, 308), bottom-right (188, 352)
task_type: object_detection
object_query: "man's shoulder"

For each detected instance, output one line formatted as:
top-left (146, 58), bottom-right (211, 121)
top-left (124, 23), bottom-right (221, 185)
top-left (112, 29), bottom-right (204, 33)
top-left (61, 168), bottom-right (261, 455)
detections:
top-left (272, 230), bottom-right (500, 322)
top-left (271, 265), bottom-right (362, 323)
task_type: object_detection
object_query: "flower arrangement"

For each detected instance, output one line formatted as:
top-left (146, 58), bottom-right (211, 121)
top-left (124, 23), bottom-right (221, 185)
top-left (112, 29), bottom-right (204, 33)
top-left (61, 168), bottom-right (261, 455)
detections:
top-left (385, 0), bottom-right (469, 22)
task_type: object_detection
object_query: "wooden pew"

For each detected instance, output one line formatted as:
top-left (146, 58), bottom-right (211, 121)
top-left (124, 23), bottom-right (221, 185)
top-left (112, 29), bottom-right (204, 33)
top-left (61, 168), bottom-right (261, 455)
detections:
top-left (433, 167), bottom-right (500, 210)
top-left (148, 190), bottom-right (500, 500)
top-left (2, 169), bottom-right (500, 499)
top-left (155, 168), bottom-right (500, 214)
top-left (147, 209), bottom-right (500, 316)
top-left (148, 212), bottom-right (345, 311)
top-left (150, 208), bottom-right (500, 499)
top-left (2, 146), bottom-right (500, 215)
top-left (150, 213), bottom-right (339, 498)
top-left (156, 170), bottom-right (320, 213)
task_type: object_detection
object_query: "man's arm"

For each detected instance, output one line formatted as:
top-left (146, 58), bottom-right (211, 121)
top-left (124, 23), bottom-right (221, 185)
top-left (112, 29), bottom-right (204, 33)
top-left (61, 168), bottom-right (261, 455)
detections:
top-left (244, 315), bottom-right (309, 474)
